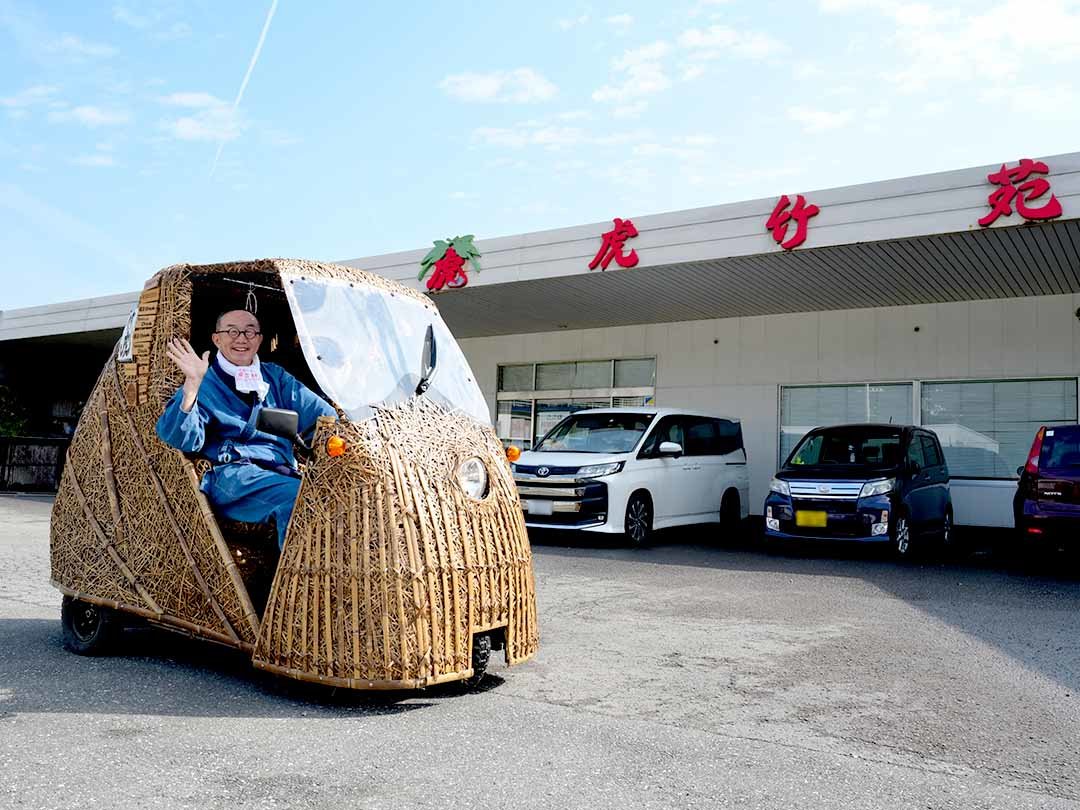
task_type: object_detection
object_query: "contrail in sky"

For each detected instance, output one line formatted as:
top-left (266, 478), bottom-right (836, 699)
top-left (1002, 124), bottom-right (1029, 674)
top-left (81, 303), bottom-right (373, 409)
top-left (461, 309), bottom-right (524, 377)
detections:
top-left (210, 0), bottom-right (278, 178)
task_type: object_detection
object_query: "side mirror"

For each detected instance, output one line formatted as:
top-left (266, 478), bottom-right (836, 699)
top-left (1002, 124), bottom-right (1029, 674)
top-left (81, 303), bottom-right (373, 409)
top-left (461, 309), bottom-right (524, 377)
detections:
top-left (659, 441), bottom-right (683, 457)
top-left (1016, 465), bottom-right (1025, 477)
top-left (257, 407), bottom-right (300, 441)
top-left (416, 324), bottom-right (438, 395)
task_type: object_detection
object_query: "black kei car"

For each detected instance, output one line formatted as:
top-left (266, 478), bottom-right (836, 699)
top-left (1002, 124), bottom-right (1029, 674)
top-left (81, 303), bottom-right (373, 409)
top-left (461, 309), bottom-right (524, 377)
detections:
top-left (1014, 423), bottom-right (1080, 548)
top-left (764, 424), bottom-right (953, 556)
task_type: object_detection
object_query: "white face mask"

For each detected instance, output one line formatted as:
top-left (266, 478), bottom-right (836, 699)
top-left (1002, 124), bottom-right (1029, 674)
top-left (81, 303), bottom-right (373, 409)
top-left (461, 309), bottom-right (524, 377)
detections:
top-left (218, 353), bottom-right (270, 401)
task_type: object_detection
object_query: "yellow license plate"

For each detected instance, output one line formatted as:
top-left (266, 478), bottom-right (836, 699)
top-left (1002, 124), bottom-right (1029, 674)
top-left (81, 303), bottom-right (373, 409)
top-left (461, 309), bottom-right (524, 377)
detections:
top-left (795, 510), bottom-right (828, 528)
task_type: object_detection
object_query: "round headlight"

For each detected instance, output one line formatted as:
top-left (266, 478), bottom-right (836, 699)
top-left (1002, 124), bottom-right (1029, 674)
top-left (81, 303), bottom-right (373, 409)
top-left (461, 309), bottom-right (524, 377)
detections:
top-left (457, 457), bottom-right (488, 501)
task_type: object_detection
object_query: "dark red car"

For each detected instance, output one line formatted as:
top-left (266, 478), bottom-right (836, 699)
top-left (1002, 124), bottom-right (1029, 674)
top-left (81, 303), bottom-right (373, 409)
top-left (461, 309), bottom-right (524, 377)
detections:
top-left (1014, 424), bottom-right (1080, 545)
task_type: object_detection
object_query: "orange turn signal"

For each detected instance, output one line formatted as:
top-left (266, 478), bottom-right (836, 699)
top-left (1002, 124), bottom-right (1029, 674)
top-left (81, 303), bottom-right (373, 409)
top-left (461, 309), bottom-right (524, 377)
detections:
top-left (506, 445), bottom-right (521, 462)
top-left (326, 436), bottom-right (348, 457)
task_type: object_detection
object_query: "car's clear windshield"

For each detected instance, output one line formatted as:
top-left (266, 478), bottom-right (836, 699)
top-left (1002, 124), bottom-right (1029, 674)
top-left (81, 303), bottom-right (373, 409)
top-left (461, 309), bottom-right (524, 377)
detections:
top-left (535, 412), bottom-right (654, 454)
top-left (786, 427), bottom-right (903, 470)
top-left (283, 275), bottom-right (490, 425)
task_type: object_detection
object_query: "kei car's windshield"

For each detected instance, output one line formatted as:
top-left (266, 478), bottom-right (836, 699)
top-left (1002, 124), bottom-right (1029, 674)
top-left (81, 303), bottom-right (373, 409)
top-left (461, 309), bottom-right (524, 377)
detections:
top-left (535, 412), bottom-right (654, 454)
top-left (786, 426), bottom-right (903, 470)
top-left (283, 275), bottom-right (490, 425)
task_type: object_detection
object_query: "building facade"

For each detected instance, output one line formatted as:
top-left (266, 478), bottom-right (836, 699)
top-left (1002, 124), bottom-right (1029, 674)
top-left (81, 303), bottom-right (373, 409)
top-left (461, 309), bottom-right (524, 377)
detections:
top-left (2, 153), bottom-right (1078, 524)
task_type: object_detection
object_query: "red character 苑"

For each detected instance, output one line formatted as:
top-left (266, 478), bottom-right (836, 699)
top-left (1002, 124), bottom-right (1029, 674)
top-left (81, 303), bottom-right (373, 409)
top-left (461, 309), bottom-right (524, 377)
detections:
top-left (589, 217), bottom-right (640, 270)
top-left (425, 246), bottom-right (469, 290)
top-left (766, 194), bottom-right (820, 250)
top-left (978, 158), bottom-right (1063, 227)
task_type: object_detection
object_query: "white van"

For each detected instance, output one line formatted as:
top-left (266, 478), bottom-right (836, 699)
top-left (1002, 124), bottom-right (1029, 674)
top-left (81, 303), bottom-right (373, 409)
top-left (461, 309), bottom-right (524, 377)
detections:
top-left (510, 407), bottom-right (750, 546)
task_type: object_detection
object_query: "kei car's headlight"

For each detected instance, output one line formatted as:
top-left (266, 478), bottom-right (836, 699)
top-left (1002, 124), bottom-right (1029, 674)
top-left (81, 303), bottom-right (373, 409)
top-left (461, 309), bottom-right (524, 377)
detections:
top-left (769, 478), bottom-right (790, 497)
top-left (457, 457), bottom-right (488, 500)
top-left (576, 461), bottom-right (625, 478)
top-left (859, 478), bottom-right (896, 499)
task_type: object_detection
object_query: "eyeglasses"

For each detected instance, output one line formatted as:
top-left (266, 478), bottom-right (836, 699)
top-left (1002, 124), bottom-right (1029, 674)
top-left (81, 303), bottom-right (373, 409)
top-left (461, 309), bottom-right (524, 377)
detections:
top-left (214, 328), bottom-right (262, 340)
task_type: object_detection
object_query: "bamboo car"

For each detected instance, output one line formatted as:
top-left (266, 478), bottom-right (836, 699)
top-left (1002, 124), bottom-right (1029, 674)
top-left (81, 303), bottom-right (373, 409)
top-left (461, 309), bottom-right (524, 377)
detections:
top-left (50, 258), bottom-right (539, 689)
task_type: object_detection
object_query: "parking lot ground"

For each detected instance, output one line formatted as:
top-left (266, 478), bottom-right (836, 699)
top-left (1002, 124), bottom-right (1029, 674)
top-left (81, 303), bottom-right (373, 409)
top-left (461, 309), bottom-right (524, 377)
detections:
top-left (2, 493), bottom-right (1079, 809)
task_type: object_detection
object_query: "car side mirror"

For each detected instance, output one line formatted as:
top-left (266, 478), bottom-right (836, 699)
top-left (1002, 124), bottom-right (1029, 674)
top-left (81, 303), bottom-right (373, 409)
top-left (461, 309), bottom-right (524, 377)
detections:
top-left (257, 407), bottom-right (300, 441)
top-left (1016, 465), bottom-right (1025, 477)
top-left (659, 441), bottom-right (683, 458)
top-left (416, 323), bottom-right (438, 395)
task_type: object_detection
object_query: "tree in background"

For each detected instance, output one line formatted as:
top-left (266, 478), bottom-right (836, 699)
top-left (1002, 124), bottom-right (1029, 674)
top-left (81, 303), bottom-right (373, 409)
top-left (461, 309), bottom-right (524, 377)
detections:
top-left (0, 385), bottom-right (29, 436)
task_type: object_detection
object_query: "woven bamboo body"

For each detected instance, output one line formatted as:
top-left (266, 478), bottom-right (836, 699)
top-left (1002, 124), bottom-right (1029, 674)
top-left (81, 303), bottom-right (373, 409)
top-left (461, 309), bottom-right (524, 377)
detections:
top-left (50, 258), bottom-right (539, 687)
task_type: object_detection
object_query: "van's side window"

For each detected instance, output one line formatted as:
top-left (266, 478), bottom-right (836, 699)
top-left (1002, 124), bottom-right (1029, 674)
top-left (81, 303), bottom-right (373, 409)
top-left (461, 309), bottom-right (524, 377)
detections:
top-left (715, 419), bottom-right (743, 456)
top-left (685, 418), bottom-right (719, 456)
top-left (639, 416), bottom-right (685, 457)
top-left (907, 433), bottom-right (927, 470)
top-left (920, 434), bottom-right (943, 468)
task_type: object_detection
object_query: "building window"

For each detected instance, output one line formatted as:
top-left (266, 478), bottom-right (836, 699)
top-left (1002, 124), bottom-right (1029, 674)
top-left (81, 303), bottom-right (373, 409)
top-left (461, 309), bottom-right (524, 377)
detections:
top-left (779, 383), bottom-right (913, 464)
top-left (496, 358), bottom-right (657, 449)
top-left (921, 378), bottom-right (1078, 479)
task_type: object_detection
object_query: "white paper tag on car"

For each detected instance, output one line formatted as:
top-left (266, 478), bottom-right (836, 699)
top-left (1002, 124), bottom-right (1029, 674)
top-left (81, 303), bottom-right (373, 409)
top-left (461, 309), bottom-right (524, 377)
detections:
top-left (525, 500), bottom-right (554, 516)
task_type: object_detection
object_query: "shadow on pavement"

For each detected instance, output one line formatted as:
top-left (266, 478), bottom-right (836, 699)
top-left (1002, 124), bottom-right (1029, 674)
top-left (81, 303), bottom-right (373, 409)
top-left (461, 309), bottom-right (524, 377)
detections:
top-left (0, 618), bottom-right (502, 718)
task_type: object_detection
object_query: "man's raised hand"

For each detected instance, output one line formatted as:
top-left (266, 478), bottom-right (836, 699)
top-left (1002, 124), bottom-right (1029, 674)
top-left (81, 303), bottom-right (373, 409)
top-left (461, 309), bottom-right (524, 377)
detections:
top-left (165, 337), bottom-right (210, 385)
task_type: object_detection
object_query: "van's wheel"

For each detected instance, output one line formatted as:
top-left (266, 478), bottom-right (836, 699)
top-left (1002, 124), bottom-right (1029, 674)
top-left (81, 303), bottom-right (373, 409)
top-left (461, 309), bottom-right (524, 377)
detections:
top-left (624, 492), bottom-right (653, 548)
top-left (893, 512), bottom-right (913, 558)
top-left (61, 596), bottom-right (120, 655)
top-left (463, 633), bottom-right (491, 689)
top-left (719, 490), bottom-right (741, 541)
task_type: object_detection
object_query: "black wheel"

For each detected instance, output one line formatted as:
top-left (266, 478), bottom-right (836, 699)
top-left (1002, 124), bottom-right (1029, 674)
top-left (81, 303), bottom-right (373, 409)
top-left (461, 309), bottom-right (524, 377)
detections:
top-left (61, 596), bottom-right (120, 655)
top-left (719, 490), bottom-right (741, 540)
top-left (893, 512), bottom-right (913, 558)
top-left (624, 492), bottom-right (653, 548)
top-left (463, 633), bottom-right (491, 689)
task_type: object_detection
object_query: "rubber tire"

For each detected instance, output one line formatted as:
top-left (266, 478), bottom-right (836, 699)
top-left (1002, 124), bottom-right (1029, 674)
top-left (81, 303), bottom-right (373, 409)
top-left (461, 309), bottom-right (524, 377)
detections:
top-left (893, 512), bottom-right (914, 558)
top-left (463, 633), bottom-right (491, 689)
top-left (61, 596), bottom-right (120, 655)
top-left (624, 492), bottom-right (653, 549)
top-left (719, 490), bottom-right (741, 541)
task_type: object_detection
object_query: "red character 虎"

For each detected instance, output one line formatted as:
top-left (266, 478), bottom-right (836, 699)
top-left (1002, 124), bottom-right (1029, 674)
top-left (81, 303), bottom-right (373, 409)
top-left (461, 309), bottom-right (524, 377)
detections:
top-left (589, 217), bottom-right (640, 270)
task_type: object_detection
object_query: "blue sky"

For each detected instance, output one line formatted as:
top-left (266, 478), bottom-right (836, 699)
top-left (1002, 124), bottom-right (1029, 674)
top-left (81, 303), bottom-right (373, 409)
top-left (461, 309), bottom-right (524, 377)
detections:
top-left (2, 0), bottom-right (1079, 309)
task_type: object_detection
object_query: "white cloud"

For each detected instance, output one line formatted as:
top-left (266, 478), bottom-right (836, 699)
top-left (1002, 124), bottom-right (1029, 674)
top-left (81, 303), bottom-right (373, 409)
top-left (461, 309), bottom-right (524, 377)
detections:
top-left (682, 65), bottom-right (706, 81)
top-left (157, 92), bottom-right (243, 141)
top-left (787, 105), bottom-right (855, 133)
top-left (0, 84), bottom-right (59, 108)
top-left (48, 105), bottom-right (131, 126)
top-left (613, 100), bottom-right (648, 118)
top-left (678, 25), bottom-right (785, 58)
top-left (48, 34), bottom-right (116, 58)
top-left (112, 5), bottom-right (151, 28)
top-left (439, 68), bottom-right (558, 103)
top-left (593, 41), bottom-right (672, 103)
top-left (71, 154), bottom-right (116, 167)
top-left (159, 91), bottom-right (226, 108)
top-left (793, 61), bottom-right (825, 80)
top-left (471, 121), bottom-right (647, 150)
top-left (557, 13), bottom-right (589, 30)
top-left (606, 14), bottom-right (634, 27)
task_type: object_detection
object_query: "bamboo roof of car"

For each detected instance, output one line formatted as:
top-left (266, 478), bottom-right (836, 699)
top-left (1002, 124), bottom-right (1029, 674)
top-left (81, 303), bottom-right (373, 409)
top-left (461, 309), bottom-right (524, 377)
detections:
top-left (50, 258), bottom-right (539, 689)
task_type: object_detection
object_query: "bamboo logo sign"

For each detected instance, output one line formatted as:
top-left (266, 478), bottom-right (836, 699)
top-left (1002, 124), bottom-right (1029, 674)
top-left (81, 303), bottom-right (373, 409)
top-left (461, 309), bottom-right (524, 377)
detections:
top-left (418, 235), bottom-right (482, 291)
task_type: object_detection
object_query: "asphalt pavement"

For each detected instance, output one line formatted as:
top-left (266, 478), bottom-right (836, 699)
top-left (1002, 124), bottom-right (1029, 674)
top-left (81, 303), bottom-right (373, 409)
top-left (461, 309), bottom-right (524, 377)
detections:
top-left (2, 493), bottom-right (1079, 809)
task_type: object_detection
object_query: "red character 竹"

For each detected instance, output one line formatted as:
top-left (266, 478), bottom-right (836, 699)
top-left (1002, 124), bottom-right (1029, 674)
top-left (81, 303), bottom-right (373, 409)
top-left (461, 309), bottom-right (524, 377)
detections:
top-left (978, 158), bottom-right (1063, 227)
top-left (766, 194), bottom-right (820, 250)
top-left (589, 218), bottom-right (640, 270)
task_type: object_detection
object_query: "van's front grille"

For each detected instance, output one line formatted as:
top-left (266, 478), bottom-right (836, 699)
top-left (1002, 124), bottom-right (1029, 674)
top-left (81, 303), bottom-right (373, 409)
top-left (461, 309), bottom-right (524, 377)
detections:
top-left (788, 481), bottom-right (864, 500)
top-left (514, 476), bottom-right (608, 527)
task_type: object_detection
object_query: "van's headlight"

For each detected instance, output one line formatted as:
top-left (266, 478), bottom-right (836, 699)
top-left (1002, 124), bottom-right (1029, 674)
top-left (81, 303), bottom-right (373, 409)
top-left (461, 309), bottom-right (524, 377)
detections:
top-left (859, 478), bottom-right (896, 499)
top-left (769, 478), bottom-right (790, 497)
top-left (576, 461), bottom-right (624, 478)
top-left (457, 457), bottom-right (488, 500)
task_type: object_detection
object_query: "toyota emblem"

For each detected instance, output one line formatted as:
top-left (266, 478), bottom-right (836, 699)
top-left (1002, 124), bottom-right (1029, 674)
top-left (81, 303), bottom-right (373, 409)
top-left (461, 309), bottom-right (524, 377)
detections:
top-left (817, 484), bottom-right (831, 494)
top-left (537, 466), bottom-right (550, 477)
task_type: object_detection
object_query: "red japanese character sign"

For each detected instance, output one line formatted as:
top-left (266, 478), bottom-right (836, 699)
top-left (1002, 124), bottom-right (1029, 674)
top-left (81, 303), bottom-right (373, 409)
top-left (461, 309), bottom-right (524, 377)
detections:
top-left (978, 158), bottom-right (1063, 227)
top-left (418, 235), bottom-right (481, 291)
top-left (766, 194), bottom-right (820, 250)
top-left (589, 217), bottom-right (640, 270)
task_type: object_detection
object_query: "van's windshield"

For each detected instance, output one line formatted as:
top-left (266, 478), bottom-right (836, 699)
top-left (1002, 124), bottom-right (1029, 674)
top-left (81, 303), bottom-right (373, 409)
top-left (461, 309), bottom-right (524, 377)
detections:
top-left (283, 275), bottom-right (490, 424)
top-left (786, 426), bottom-right (903, 471)
top-left (536, 412), bottom-right (654, 454)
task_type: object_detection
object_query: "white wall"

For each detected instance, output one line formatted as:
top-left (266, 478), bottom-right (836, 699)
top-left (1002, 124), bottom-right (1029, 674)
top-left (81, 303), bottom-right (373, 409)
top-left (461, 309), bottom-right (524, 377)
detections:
top-left (458, 293), bottom-right (1080, 526)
